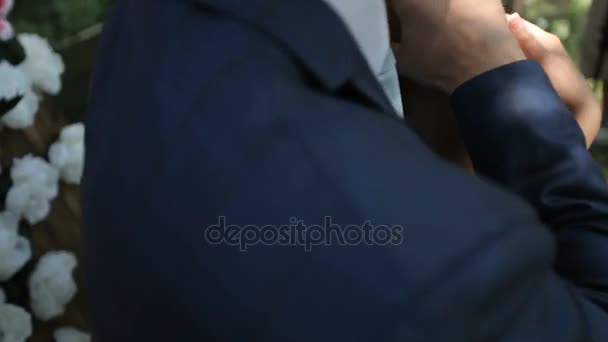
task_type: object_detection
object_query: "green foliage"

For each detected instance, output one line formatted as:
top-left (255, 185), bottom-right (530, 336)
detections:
top-left (522, 0), bottom-right (591, 61)
top-left (591, 146), bottom-right (608, 175)
top-left (9, 0), bottom-right (109, 47)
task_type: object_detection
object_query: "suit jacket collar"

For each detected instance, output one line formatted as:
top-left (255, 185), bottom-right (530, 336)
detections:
top-left (195, 0), bottom-right (396, 115)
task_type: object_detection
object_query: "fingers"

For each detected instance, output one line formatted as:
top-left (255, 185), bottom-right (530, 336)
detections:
top-left (507, 13), bottom-right (545, 59)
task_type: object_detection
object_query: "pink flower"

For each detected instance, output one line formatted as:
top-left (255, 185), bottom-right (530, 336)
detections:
top-left (0, 18), bottom-right (14, 41)
top-left (0, 0), bottom-right (14, 17)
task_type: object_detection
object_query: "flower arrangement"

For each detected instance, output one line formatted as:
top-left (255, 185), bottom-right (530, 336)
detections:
top-left (0, 1), bottom-right (88, 341)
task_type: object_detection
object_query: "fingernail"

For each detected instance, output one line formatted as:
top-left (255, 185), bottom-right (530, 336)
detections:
top-left (509, 13), bottom-right (525, 32)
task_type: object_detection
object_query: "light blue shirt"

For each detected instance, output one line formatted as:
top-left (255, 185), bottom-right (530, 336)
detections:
top-left (377, 51), bottom-right (404, 117)
top-left (323, 0), bottom-right (403, 117)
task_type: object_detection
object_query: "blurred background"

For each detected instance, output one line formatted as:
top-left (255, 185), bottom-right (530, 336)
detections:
top-left (1, 0), bottom-right (606, 341)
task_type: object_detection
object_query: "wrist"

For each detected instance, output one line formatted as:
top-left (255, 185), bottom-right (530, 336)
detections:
top-left (445, 37), bottom-right (526, 93)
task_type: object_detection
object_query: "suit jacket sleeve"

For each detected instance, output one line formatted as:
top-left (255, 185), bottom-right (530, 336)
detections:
top-left (452, 60), bottom-right (608, 310)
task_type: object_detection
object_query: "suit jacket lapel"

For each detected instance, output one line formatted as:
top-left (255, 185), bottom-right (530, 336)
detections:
top-left (350, 50), bottom-right (398, 115)
top-left (195, 0), bottom-right (397, 115)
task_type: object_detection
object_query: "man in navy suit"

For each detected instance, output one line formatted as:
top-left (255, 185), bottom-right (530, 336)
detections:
top-left (83, 0), bottom-right (608, 340)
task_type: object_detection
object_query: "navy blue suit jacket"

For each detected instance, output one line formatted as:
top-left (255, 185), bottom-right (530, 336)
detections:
top-left (83, 0), bottom-right (608, 340)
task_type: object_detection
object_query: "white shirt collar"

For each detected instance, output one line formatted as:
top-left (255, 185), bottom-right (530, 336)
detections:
top-left (323, 0), bottom-right (390, 75)
top-left (323, 0), bottom-right (403, 116)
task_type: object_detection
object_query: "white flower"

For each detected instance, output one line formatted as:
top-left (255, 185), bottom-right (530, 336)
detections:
top-left (29, 251), bottom-right (78, 321)
top-left (0, 33), bottom-right (64, 129)
top-left (0, 285), bottom-right (32, 342)
top-left (0, 232), bottom-right (31, 282)
top-left (1, 90), bottom-right (40, 129)
top-left (0, 211), bottom-right (20, 233)
top-left (0, 62), bottom-right (41, 130)
top-left (0, 211), bottom-right (30, 281)
top-left (49, 123), bottom-right (85, 184)
top-left (17, 33), bottom-right (64, 95)
top-left (0, 303), bottom-right (32, 342)
top-left (54, 327), bottom-right (92, 342)
top-left (0, 62), bottom-right (29, 105)
top-left (60, 123), bottom-right (85, 143)
top-left (6, 155), bottom-right (59, 224)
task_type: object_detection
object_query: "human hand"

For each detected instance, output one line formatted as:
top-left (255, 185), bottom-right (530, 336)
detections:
top-left (387, 0), bottom-right (525, 92)
top-left (507, 13), bottom-right (601, 147)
